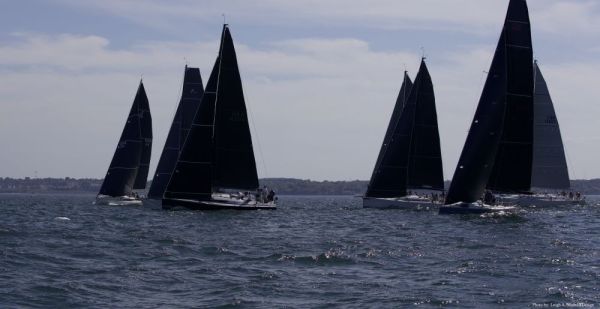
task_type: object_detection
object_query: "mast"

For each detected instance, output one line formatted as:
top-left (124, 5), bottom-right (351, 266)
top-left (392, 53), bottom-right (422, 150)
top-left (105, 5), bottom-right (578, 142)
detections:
top-left (366, 72), bottom-right (413, 197)
top-left (133, 82), bottom-right (153, 190)
top-left (531, 61), bottom-right (571, 189)
top-left (98, 81), bottom-right (146, 197)
top-left (446, 0), bottom-right (532, 204)
top-left (486, 0), bottom-right (534, 194)
top-left (148, 67), bottom-right (204, 199)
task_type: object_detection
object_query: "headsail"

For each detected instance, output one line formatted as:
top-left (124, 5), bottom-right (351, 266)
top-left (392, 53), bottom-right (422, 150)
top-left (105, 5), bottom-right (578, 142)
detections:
top-left (486, 0), bottom-right (534, 194)
top-left (148, 67), bottom-right (204, 199)
top-left (366, 72), bottom-right (413, 198)
top-left (163, 61), bottom-right (218, 201)
top-left (446, 0), bottom-right (532, 204)
top-left (98, 81), bottom-right (146, 197)
top-left (366, 60), bottom-right (443, 197)
top-left (212, 25), bottom-right (259, 191)
top-left (531, 61), bottom-right (570, 189)
top-left (133, 82), bottom-right (152, 190)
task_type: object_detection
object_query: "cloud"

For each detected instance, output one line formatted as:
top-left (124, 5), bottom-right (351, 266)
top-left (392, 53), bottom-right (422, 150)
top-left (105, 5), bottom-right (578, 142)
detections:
top-left (54, 0), bottom-right (600, 36)
top-left (0, 31), bottom-right (599, 180)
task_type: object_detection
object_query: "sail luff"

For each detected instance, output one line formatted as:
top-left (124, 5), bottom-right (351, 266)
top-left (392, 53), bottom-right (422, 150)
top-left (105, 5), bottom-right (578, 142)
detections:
top-left (530, 61), bottom-right (571, 189)
top-left (148, 67), bottom-right (204, 199)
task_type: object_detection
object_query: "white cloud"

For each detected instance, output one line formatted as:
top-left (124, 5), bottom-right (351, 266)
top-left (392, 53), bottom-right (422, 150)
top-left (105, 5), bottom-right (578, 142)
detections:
top-left (54, 0), bottom-right (600, 36)
top-left (0, 29), bottom-right (599, 180)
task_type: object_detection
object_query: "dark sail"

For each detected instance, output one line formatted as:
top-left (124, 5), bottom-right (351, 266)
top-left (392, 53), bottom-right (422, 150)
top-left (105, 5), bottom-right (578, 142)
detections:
top-left (486, 0), bottom-right (534, 193)
top-left (366, 72), bottom-right (413, 197)
top-left (366, 60), bottom-right (443, 197)
top-left (148, 67), bottom-right (204, 199)
top-left (531, 61), bottom-right (570, 189)
top-left (212, 25), bottom-right (259, 190)
top-left (133, 82), bottom-right (152, 189)
top-left (98, 82), bottom-right (145, 197)
top-left (406, 60), bottom-right (444, 191)
top-left (163, 61), bottom-right (219, 201)
top-left (445, 0), bottom-right (531, 204)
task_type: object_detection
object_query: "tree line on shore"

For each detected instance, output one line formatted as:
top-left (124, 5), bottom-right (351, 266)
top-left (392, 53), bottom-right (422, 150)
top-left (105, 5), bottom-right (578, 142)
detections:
top-left (1, 177), bottom-right (599, 195)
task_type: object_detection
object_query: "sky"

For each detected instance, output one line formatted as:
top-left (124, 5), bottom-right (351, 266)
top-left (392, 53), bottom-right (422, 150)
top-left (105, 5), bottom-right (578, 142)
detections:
top-left (0, 0), bottom-right (599, 181)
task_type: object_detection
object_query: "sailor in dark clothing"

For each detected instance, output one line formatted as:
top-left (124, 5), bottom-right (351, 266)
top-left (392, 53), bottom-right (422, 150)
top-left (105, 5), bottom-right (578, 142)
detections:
top-left (483, 190), bottom-right (495, 205)
top-left (267, 189), bottom-right (276, 202)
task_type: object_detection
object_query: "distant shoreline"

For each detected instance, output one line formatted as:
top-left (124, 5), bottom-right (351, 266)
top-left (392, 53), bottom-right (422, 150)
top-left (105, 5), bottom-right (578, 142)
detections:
top-left (1, 177), bottom-right (599, 195)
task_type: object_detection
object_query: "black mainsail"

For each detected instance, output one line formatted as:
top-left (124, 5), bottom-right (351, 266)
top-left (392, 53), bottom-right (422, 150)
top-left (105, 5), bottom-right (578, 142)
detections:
top-left (531, 61), bottom-right (570, 189)
top-left (366, 72), bottom-right (413, 197)
top-left (406, 60), bottom-right (444, 191)
top-left (366, 60), bottom-right (443, 197)
top-left (486, 0), bottom-right (534, 194)
top-left (446, 0), bottom-right (533, 204)
top-left (163, 25), bottom-right (259, 203)
top-left (98, 81), bottom-right (148, 197)
top-left (212, 26), bottom-right (259, 190)
top-left (148, 67), bottom-right (204, 199)
top-left (133, 83), bottom-right (153, 190)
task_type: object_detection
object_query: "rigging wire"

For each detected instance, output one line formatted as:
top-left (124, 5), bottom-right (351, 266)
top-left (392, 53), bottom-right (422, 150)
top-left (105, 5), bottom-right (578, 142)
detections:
top-left (243, 82), bottom-right (270, 179)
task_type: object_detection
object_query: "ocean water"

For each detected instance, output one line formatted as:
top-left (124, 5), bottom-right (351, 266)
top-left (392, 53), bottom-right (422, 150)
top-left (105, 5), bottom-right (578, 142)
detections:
top-left (1, 194), bottom-right (599, 308)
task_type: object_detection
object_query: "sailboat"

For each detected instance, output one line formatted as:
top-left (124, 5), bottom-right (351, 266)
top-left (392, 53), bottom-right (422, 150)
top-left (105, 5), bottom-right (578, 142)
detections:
top-left (363, 59), bottom-right (444, 209)
top-left (516, 61), bottom-right (585, 206)
top-left (440, 0), bottom-right (531, 214)
top-left (162, 24), bottom-right (276, 210)
top-left (96, 81), bottom-right (153, 206)
top-left (147, 66), bottom-right (204, 200)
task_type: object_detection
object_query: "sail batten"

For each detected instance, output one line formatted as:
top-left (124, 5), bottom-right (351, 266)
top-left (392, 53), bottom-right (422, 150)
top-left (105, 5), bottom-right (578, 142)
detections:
top-left (148, 67), bottom-right (204, 199)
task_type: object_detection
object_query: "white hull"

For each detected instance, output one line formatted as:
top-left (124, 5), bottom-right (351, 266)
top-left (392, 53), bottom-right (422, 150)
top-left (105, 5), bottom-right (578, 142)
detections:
top-left (496, 194), bottom-right (586, 207)
top-left (163, 192), bottom-right (276, 210)
top-left (94, 195), bottom-right (143, 206)
top-left (439, 202), bottom-right (516, 215)
top-left (363, 196), bottom-right (439, 210)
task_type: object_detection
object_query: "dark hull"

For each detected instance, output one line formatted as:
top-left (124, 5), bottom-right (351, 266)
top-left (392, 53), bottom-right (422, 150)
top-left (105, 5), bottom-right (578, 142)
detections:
top-left (162, 198), bottom-right (276, 211)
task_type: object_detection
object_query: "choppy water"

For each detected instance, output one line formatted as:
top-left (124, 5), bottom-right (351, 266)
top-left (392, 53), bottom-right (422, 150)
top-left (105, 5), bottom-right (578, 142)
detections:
top-left (1, 194), bottom-right (599, 308)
